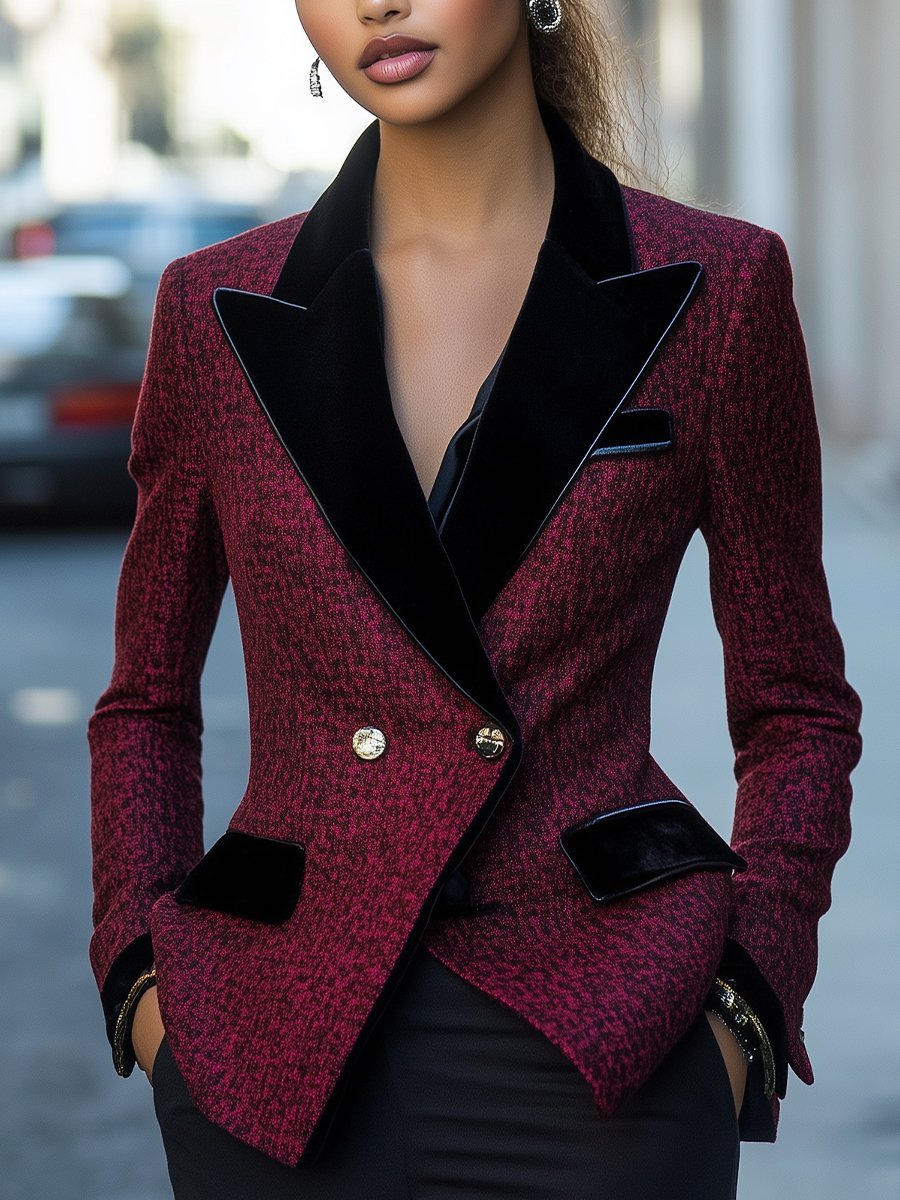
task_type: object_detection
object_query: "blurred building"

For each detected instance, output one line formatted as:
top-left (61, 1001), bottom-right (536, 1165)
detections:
top-left (621, 0), bottom-right (900, 483)
top-left (0, 0), bottom-right (344, 217)
top-left (0, 0), bottom-right (897, 474)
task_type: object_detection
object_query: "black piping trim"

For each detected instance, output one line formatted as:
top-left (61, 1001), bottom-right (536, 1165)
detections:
top-left (589, 440), bottom-right (672, 458)
top-left (589, 407), bottom-right (674, 457)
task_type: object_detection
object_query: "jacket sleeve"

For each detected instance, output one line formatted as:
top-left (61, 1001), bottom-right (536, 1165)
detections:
top-left (87, 256), bottom-right (231, 1072)
top-left (698, 228), bottom-right (863, 1099)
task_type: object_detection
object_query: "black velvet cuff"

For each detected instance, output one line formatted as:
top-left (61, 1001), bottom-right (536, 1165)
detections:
top-left (717, 936), bottom-right (789, 1099)
top-left (100, 931), bottom-right (154, 1074)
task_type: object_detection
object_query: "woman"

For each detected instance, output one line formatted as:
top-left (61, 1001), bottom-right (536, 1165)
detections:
top-left (87, 1), bottom-right (863, 1197)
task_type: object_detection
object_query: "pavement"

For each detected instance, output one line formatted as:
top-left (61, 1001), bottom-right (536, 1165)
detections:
top-left (0, 448), bottom-right (896, 1199)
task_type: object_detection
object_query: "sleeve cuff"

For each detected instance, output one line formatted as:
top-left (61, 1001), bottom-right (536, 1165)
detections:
top-left (716, 936), bottom-right (789, 1098)
top-left (100, 932), bottom-right (154, 1075)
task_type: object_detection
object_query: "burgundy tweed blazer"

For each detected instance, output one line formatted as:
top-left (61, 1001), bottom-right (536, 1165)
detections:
top-left (88, 98), bottom-right (862, 1167)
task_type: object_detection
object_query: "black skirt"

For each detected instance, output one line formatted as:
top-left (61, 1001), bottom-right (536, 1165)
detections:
top-left (152, 946), bottom-right (740, 1199)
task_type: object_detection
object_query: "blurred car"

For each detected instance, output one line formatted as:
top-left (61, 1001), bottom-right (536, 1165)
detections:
top-left (0, 254), bottom-right (147, 519)
top-left (2, 199), bottom-right (265, 520)
top-left (13, 197), bottom-right (267, 331)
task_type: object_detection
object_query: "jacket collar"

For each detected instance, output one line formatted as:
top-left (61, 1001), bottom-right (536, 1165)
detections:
top-left (269, 96), bottom-right (636, 306)
top-left (211, 98), bottom-right (702, 736)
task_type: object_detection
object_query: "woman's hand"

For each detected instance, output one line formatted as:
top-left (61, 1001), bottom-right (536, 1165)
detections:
top-left (704, 1011), bottom-right (749, 1118)
top-left (131, 984), bottom-right (166, 1085)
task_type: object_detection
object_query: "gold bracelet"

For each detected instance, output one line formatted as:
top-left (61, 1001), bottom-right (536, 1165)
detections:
top-left (113, 968), bottom-right (157, 1077)
top-left (710, 976), bottom-right (777, 1099)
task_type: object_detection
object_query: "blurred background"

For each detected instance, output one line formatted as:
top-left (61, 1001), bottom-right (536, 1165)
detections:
top-left (0, 2), bottom-right (896, 1197)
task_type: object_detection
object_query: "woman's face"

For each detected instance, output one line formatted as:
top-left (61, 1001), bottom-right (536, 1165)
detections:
top-left (293, 0), bottom-right (528, 124)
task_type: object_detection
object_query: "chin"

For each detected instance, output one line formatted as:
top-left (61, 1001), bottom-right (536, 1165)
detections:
top-left (362, 85), bottom-right (490, 130)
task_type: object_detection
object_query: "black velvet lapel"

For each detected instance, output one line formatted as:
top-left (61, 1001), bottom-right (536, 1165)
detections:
top-left (213, 271), bottom-right (518, 734)
top-left (438, 256), bottom-right (701, 619)
top-left (211, 96), bottom-right (703, 721)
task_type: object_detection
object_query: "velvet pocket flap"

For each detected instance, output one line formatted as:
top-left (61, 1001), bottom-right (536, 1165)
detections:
top-left (558, 798), bottom-right (746, 904)
top-left (173, 828), bottom-right (306, 924)
top-left (589, 407), bottom-right (673, 457)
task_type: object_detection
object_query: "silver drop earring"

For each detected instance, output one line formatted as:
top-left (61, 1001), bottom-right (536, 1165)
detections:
top-left (527, 0), bottom-right (562, 33)
top-left (309, 56), bottom-right (323, 98)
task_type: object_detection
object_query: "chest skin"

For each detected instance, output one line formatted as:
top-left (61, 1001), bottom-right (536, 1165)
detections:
top-left (371, 233), bottom-right (546, 502)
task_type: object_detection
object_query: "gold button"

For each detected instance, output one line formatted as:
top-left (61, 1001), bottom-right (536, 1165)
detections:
top-left (473, 725), bottom-right (507, 759)
top-left (352, 726), bottom-right (386, 760)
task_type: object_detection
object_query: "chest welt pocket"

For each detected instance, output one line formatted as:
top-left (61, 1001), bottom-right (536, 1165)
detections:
top-left (589, 407), bottom-right (673, 458)
top-left (559, 798), bottom-right (746, 904)
top-left (173, 829), bottom-right (306, 923)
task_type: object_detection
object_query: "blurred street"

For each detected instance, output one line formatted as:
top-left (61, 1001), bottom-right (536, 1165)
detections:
top-left (0, 451), bottom-right (896, 1200)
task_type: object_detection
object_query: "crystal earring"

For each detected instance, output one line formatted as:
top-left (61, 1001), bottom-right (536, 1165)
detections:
top-left (527, 0), bottom-right (562, 33)
top-left (309, 56), bottom-right (323, 98)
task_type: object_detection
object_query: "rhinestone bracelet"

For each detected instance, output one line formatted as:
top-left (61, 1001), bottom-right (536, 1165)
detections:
top-left (706, 976), bottom-right (777, 1099)
top-left (113, 967), bottom-right (157, 1077)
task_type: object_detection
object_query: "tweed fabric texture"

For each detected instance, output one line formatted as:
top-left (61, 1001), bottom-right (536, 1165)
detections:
top-left (150, 947), bottom-right (741, 1199)
top-left (88, 183), bottom-right (862, 1166)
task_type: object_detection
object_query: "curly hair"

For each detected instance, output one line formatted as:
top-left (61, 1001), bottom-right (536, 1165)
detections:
top-left (526, 0), bottom-right (659, 188)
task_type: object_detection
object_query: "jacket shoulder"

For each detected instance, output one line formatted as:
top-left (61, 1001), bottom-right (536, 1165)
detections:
top-left (167, 210), bottom-right (311, 296)
top-left (621, 185), bottom-right (787, 273)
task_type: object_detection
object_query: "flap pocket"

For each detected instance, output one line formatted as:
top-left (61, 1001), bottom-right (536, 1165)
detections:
top-left (589, 407), bottom-right (673, 457)
top-left (559, 798), bottom-right (746, 904)
top-left (174, 829), bottom-right (306, 923)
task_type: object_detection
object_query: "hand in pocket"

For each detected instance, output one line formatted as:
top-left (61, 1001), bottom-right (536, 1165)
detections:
top-left (131, 984), bottom-right (166, 1086)
top-left (704, 1011), bottom-right (748, 1118)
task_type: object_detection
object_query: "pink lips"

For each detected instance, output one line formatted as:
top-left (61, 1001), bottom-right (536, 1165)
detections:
top-left (362, 48), bottom-right (436, 83)
top-left (358, 35), bottom-right (437, 84)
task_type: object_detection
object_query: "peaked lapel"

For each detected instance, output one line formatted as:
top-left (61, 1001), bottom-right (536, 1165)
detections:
top-left (438, 250), bottom-right (702, 621)
top-left (211, 97), bottom-right (702, 733)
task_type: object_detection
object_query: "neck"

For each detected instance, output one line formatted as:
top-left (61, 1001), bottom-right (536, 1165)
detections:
top-left (369, 79), bottom-right (554, 253)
